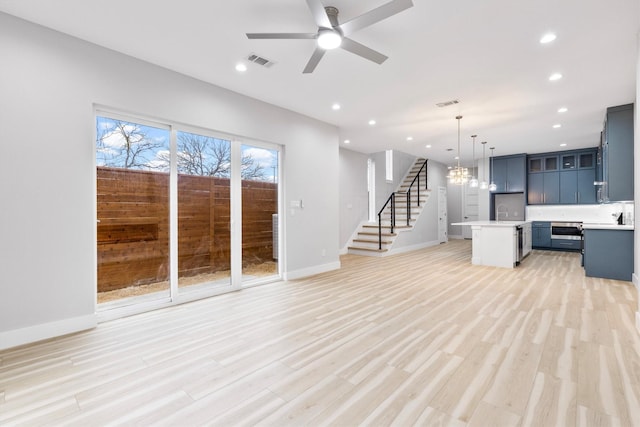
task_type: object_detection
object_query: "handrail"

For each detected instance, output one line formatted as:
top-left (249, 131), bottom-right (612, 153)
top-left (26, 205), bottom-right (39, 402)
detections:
top-left (404, 159), bottom-right (428, 224)
top-left (377, 159), bottom-right (428, 250)
top-left (377, 192), bottom-right (395, 249)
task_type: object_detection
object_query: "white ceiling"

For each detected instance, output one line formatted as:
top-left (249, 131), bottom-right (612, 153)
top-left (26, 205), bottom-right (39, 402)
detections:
top-left (0, 0), bottom-right (638, 166)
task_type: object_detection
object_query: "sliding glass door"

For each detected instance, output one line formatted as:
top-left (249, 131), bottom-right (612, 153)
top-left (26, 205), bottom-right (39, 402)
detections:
top-left (241, 144), bottom-right (279, 284)
top-left (176, 131), bottom-right (231, 293)
top-left (96, 116), bottom-right (171, 306)
top-left (96, 113), bottom-right (281, 310)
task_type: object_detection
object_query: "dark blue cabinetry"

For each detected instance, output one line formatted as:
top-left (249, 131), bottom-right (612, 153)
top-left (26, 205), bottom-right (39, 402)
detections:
top-left (584, 229), bottom-right (633, 281)
top-left (603, 104), bottom-right (634, 202)
top-left (528, 172), bottom-right (559, 204)
top-left (527, 149), bottom-right (596, 205)
top-left (531, 221), bottom-right (551, 248)
top-left (491, 154), bottom-right (526, 193)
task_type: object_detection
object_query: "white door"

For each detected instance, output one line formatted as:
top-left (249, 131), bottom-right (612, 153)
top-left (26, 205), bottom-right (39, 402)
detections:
top-left (462, 184), bottom-right (479, 239)
top-left (367, 159), bottom-right (376, 222)
top-left (438, 186), bottom-right (448, 243)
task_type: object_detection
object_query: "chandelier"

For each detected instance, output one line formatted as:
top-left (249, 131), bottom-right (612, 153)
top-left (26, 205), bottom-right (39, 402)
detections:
top-left (447, 115), bottom-right (469, 185)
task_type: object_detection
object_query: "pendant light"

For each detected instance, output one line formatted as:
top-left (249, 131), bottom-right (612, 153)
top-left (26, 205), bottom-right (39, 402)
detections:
top-left (480, 141), bottom-right (488, 189)
top-left (489, 147), bottom-right (497, 192)
top-left (447, 115), bottom-right (469, 185)
top-left (469, 134), bottom-right (479, 188)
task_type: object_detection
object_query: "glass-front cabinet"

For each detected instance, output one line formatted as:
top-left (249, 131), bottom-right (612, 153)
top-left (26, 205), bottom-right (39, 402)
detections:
top-left (528, 148), bottom-right (597, 205)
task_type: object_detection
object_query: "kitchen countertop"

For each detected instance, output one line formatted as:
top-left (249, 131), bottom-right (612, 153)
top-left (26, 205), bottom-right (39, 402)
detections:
top-left (582, 223), bottom-right (634, 231)
top-left (451, 220), bottom-right (531, 227)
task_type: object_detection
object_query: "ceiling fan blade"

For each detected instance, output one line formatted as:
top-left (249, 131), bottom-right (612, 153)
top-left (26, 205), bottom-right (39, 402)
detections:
top-left (303, 47), bottom-right (326, 73)
top-left (339, 0), bottom-right (414, 36)
top-left (247, 33), bottom-right (317, 40)
top-left (305, 0), bottom-right (332, 28)
top-left (340, 37), bottom-right (388, 64)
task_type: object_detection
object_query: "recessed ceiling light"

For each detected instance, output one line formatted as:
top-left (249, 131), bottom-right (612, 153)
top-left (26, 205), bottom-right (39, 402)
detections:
top-left (368, 119), bottom-right (376, 126)
top-left (344, 139), bottom-right (350, 144)
top-left (332, 103), bottom-right (341, 111)
top-left (540, 33), bottom-right (557, 44)
top-left (406, 136), bottom-right (413, 141)
top-left (557, 107), bottom-right (568, 113)
top-left (549, 73), bottom-right (563, 81)
top-left (425, 144), bottom-right (432, 148)
top-left (560, 143), bottom-right (567, 147)
top-left (454, 156), bottom-right (459, 160)
top-left (235, 63), bottom-right (247, 72)
top-left (553, 124), bottom-right (562, 128)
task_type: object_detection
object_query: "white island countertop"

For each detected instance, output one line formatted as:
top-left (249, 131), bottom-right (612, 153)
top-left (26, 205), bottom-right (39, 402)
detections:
top-left (451, 220), bottom-right (531, 227)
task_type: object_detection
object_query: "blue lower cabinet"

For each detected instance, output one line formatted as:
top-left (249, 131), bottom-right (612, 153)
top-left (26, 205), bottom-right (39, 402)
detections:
top-left (550, 239), bottom-right (581, 251)
top-left (532, 222), bottom-right (551, 248)
top-left (584, 229), bottom-right (633, 281)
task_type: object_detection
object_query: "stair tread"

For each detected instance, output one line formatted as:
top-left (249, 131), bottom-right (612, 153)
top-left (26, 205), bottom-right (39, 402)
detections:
top-left (353, 239), bottom-right (393, 244)
top-left (348, 247), bottom-right (389, 253)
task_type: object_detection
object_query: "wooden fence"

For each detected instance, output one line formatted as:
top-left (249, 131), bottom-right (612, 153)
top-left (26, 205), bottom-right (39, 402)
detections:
top-left (97, 167), bottom-right (277, 292)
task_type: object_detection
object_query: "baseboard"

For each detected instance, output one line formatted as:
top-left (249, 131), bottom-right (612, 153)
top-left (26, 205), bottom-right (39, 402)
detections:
top-left (284, 261), bottom-right (341, 280)
top-left (0, 314), bottom-right (97, 351)
top-left (388, 240), bottom-right (441, 256)
top-left (448, 234), bottom-right (464, 240)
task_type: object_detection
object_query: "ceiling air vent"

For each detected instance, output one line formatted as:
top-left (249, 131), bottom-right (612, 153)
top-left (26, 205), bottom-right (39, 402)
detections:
top-left (436, 99), bottom-right (460, 108)
top-left (247, 53), bottom-right (275, 68)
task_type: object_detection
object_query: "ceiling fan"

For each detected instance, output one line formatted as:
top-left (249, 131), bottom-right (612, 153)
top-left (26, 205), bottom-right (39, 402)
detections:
top-left (246, 0), bottom-right (414, 73)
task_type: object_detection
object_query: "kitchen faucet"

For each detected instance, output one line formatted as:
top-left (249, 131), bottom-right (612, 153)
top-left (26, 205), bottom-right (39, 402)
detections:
top-left (496, 204), bottom-right (508, 221)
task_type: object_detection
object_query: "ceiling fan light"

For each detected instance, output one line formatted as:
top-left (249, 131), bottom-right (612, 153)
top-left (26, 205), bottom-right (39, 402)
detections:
top-left (317, 30), bottom-right (342, 50)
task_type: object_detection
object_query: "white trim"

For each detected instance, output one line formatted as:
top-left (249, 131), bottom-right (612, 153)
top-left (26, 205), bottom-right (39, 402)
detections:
top-left (169, 127), bottom-right (179, 300)
top-left (448, 234), bottom-right (464, 240)
top-left (633, 273), bottom-right (640, 334)
top-left (0, 314), bottom-right (97, 351)
top-left (388, 240), bottom-right (441, 256)
top-left (284, 261), bottom-right (341, 280)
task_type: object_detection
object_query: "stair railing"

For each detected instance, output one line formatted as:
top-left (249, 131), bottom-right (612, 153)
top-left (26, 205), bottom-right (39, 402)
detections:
top-left (377, 192), bottom-right (395, 250)
top-left (404, 159), bottom-right (429, 224)
top-left (376, 159), bottom-right (429, 250)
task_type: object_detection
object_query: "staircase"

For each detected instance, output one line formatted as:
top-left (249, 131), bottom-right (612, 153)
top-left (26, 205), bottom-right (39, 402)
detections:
top-left (348, 158), bottom-right (431, 256)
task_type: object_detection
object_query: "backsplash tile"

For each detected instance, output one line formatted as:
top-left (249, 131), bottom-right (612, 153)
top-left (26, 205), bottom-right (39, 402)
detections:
top-left (526, 202), bottom-right (634, 224)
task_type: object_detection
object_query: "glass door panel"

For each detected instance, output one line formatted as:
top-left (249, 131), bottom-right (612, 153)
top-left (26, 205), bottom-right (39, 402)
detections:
top-left (177, 131), bottom-right (231, 292)
top-left (96, 116), bottom-right (170, 307)
top-left (241, 144), bottom-right (279, 283)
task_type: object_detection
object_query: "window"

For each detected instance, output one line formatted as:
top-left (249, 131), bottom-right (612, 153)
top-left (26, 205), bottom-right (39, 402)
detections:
top-left (385, 149), bottom-right (393, 182)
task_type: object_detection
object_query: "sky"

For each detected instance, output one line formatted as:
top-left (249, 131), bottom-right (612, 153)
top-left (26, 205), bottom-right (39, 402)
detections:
top-left (96, 116), bottom-right (278, 182)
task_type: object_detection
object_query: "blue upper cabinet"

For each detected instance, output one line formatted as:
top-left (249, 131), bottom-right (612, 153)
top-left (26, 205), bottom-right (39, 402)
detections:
top-left (603, 104), bottom-right (634, 202)
top-left (527, 148), bottom-right (596, 205)
top-left (491, 154), bottom-right (526, 193)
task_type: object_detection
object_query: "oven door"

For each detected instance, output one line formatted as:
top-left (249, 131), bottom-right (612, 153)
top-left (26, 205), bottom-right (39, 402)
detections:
top-left (551, 223), bottom-right (582, 240)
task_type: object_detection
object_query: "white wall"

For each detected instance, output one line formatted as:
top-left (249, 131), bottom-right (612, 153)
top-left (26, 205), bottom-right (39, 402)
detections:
top-left (0, 13), bottom-right (340, 348)
top-left (393, 160), bottom-right (449, 250)
top-left (339, 148), bottom-right (368, 249)
top-left (369, 150), bottom-right (416, 213)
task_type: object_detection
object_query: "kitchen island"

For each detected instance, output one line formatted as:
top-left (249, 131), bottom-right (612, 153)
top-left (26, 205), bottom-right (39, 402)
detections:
top-left (451, 221), bottom-right (532, 268)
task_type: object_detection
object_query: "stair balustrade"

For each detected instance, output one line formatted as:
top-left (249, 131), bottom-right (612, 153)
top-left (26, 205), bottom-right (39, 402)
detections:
top-left (377, 159), bottom-right (428, 249)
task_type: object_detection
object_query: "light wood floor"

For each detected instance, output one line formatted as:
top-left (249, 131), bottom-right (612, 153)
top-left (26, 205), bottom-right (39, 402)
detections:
top-left (2, 240), bottom-right (640, 426)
